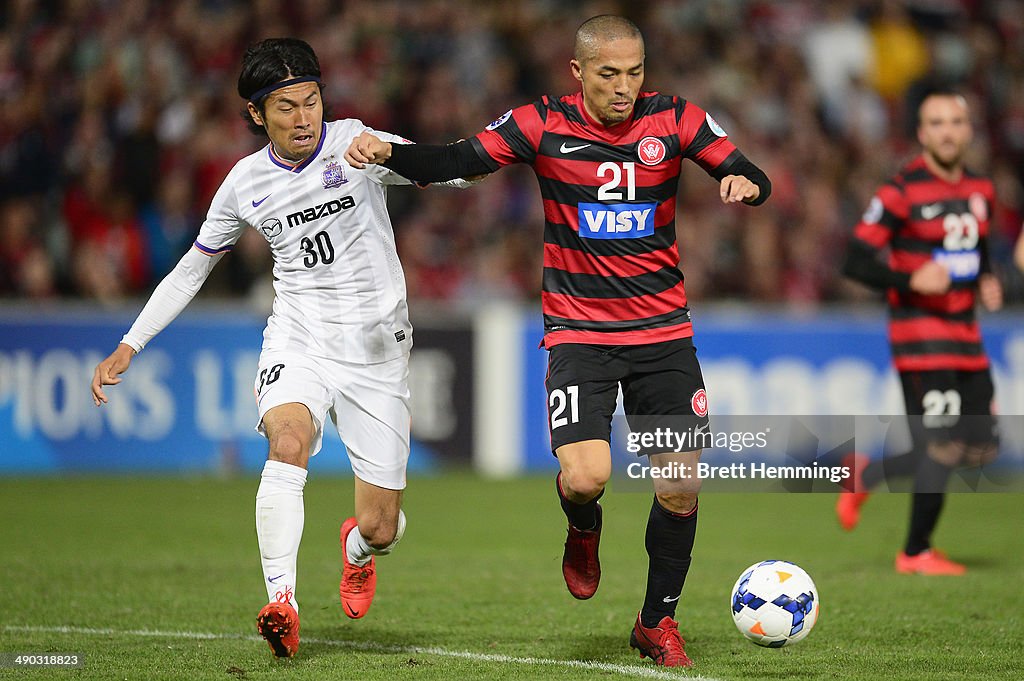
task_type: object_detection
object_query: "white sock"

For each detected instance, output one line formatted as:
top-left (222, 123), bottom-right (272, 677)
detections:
top-left (256, 460), bottom-right (307, 611)
top-left (346, 510), bottom-right (406, 566)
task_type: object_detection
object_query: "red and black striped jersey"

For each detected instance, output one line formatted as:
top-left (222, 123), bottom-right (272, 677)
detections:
top-left (468, 91), bottom-right (738, 348)
top-left (850, 155), bottom-right (994, 372)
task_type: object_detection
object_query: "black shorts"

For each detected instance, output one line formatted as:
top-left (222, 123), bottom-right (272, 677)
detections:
top-left (545, 339), bottom-right (709, 453)
top-left (899, 369), bottom-right (997, 446)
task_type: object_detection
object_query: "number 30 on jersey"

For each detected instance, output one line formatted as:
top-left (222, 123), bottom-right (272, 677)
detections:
top-left (300, 231), bottom-right (335, 268)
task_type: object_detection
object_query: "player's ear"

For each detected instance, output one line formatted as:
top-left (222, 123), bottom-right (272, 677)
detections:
top-left (247, 101), bottom-right (265, 128)
top-left (570, 59), bottom-right (583, 84)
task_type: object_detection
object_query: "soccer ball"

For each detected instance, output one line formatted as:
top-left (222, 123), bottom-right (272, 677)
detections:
top-left (730, 560), bottom-right (819, 647)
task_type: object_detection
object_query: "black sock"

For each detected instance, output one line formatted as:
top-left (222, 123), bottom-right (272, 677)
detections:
top-left (905, 493), bottom-right (945, 555)
top-left (904, 456), bottom-right (954, 555)
top-left (640, 497), bottom-right (697, 628)
top-left (556, 473), bottom-right (602, 531)
top-left (863, 448), bottom-right (921, 489)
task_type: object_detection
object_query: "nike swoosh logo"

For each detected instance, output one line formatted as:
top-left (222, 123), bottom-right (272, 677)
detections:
top-left (559, 143), bottom-right (591, 154)
top-left (252, 194), bottom-right (271, 208)
top-left (344, 604), bottom-right (361, 617)
top-left (267, 574), bottom-right (286, 584)
top-left (920, 203), bottom-right (943, 219)
top-left (662, 595), bottom-right (681, 603)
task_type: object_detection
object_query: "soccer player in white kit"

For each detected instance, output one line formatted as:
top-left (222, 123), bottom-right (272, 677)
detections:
top-left (90, 38), bottom-right (476, 658)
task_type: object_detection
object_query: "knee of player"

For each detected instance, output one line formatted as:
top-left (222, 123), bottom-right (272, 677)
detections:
top-left (562, 470), bottom-right (609, 501)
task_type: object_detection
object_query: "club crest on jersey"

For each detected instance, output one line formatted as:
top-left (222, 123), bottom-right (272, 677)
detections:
top-left (259, 217), bottom-right (283, 240)
top-left (486, 110), bottom-right (513, 131)
top-left (691, 388), bottom-right (708, 418)
top-left (969, 192), bottom-right (987, 221)
top-left (637, 136), bottom-right (667, 166)
top-left (322, 160), bottom-right (347, 189)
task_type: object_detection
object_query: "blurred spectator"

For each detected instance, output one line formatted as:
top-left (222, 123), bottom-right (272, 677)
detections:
top-left (801, 1), bottom-right (874, 135)
top-left (870, 0), bottom-right (931, 102)
top-left (0, 0), bottom-right (1021, 306)
top-left (138, 166), bottom-right (199, 276)
top-left (0, 199), bottom-right (56, 299)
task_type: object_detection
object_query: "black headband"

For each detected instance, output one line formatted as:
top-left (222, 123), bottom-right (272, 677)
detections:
top-left (248, 76), bottom-right (322, 104)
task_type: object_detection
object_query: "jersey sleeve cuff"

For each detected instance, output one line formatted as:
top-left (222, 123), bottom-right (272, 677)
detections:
top-left (120, 334), bottom-right (145, 353)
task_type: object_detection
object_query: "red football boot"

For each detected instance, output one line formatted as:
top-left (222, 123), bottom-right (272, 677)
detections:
top-left (895, 549), bottom-right (966, 576)
top-left (562, 504), bottom-right (602, 600)
top-left (629, 613), bottom-right (693, 667)
top-left (836, 453), bottom-right (870, 531)
top-left (256, 601), bottom-right (300, 658)
top-left (339, 517), bottom-right (377, 619)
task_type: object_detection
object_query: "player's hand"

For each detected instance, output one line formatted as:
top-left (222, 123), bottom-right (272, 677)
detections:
top-left (91, 343), bottom-right (136, 406)
top-left (719, 175), bottom-right (760, 204)
top-left (909, 261), bottom-right (951, 295)
top-left (978, 273), bottom-right (1003, 312)
top-left (345, 132), bottom-right (392, 168)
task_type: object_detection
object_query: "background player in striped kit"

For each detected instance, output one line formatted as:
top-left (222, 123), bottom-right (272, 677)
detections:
top-left (90, 38), bottom-right (477, 657)
top-left (839, 90), bottom-right (1003, 575)
top-left (346, 16), bottom-right (770, 667)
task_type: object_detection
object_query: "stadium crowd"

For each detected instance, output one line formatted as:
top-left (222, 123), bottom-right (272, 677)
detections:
top-left (2, 0), bottom-right (1023, 307)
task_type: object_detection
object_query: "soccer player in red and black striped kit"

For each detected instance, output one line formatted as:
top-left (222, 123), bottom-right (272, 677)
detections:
top-left (346, 16), bottom-right (770, 666)
top-left (838, 91), bottom-right (1003, 575)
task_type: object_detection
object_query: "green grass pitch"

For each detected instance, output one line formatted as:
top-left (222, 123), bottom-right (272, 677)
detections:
top-left (1, 475), bottom-right (1021, 680)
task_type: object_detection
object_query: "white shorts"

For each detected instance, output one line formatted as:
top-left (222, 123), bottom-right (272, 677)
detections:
top-left (254, 350), bottom-right (411, 490)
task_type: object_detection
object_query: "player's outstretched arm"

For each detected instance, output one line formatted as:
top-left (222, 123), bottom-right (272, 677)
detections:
top-left (91, 343), bottom-right (136, 406)
top-left (346, 133), bottom-right (494, 183)
top-left (90, 247), bottom-right (223, 406)
top-left (1015, 229), bottom-right (1024, 273)
top-left (363, 133), bottom-right (488, 189)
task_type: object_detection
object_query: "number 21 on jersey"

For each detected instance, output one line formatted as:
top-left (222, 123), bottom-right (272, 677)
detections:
top-left (580, 162), bottom-right (655, 240)
top-left (597, 162), bottom-right (636, 200)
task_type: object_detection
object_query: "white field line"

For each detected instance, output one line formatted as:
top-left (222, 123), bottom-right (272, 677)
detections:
top-left (3, 624), bottom-right (725, 680)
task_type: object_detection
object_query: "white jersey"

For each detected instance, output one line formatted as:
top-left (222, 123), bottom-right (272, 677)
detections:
top-left (197, 119), bottom-right (420, 364)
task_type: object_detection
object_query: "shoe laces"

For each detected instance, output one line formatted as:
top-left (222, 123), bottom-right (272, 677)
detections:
top-left (567, 529), bottom-right (598, 566)
top-left (344, 562), bottom-right (374, 591)
top-left (655, 620), bottom-right (687, 663)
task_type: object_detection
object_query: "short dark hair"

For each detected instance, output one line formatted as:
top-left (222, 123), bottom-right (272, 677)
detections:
top-left (574, 15), bottom-right (644, 64)
top-left (915, 85), bottom-right (968, 125)
top-left (237, 38), bottom-right (324, 137)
